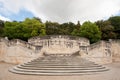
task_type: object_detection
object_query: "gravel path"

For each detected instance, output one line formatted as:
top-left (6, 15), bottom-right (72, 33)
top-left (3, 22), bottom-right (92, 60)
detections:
top-left (0, 62), bottom-right (120, 80)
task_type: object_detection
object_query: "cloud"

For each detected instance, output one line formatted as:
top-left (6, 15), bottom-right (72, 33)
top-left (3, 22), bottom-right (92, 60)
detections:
top-left (0, 15), bottom-right (11, 21)
top-left (0, 0), bottom-right (120, 23)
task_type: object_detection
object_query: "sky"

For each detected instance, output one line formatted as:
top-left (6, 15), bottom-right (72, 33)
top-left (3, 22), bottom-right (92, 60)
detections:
top-left (0, 0), bottom-right (120, 24)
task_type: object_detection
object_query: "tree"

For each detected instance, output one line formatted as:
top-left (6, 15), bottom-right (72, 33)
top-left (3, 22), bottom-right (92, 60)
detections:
top-left (60, 22), bottom-right (76, 35)
top-left (0, 20), bottom-right (4, 37)
top-left (71, 29), bottom-right (80, 36)
top-left (33, 17), bottom-right (42, 23)
top-left (96, 20), bottom-right (116, 40)
top-left (45, 21), bottom-right (60, 35)
top-left (45, 21), bottom-right (77, 35)
top-left (108, 16), bottom-right (120, 38)
top-left (4, 21), bottom-right (20, 39)
top-left (71, 21), bottom-right (81, 36)
top-left (4, 18), bottom-right (46, 40)
top-left (76, 21), bottom-right (81, 29)
top-left (80, 21), bottom-right (101, 43)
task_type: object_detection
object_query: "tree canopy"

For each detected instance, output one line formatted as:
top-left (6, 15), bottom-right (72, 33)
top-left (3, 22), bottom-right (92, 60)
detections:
top-left (80, 21), bottom-right (101, 43)
top-left (3, 18), bottom-right (46, 40)
top-left (0, 15), bottom-right (120, 43)
top-left (0, 20), bottom-right (4, 37)
top-left (96, 20), bottom-right (116, 40)
top-left (108, 16), bottom-right (120, 38)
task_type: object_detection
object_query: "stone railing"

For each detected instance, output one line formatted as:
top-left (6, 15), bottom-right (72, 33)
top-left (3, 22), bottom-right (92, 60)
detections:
top-left (0, 37), bottom-right (43, 51)
top-left (88, 40), bottom-right (112, 57)
top-left (0, 37), bottom-right (9, 46)
top-left (28, 35), bottom-right (90, 47)
top-left (109, 39), bottom-right (120, 44)
top-left (28, 35), bottom-right (89, 42)
top-left (88, 41), bottom-right (103, 50)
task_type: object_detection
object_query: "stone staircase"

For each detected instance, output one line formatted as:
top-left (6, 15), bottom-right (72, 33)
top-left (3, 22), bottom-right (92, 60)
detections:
top-left (9, 55), bottom-right (109, 75)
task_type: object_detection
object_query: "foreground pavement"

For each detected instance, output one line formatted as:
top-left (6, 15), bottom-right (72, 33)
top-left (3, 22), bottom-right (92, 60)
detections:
top-left (0, 62), bottom-right (120, 80)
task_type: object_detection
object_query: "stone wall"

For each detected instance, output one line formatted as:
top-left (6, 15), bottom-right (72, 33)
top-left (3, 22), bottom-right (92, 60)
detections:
top-left (81, 41), bottom-right (112, 64)
top-left (28, 35), bottom-right (90, 47)
top-left (0, 38), bottom-right (42, 64)
top-left (110, 40), bottom-right (120, 62)
top-left (0, 36), bottom-right (120, 64)
top-left (28, 35), bottom-right (89, 54)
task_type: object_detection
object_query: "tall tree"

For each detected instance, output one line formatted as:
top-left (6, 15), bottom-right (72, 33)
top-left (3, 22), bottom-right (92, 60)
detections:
top-left (4, 18), bottom-right (46, 40)
top-left (80, 21), bottom-right (101, 43)
top-left (108, 16), bottom-right (120, 38)
top-left (71, 21), bottom-right (81, 36)
top-left (60, 22), bottom-right (76, 35)
top-left (4, 21), bottom-right (19, 39)
top-left (33, 17), bottom-right (42, 23)
top-left (0, 20), bottom-right (4, 37)
top-left (45, 21), bottom-right (60, 35)
top-left (76, 21), bottom-right (81, 29)
top-left (96, 20), bottom-right (116, 40)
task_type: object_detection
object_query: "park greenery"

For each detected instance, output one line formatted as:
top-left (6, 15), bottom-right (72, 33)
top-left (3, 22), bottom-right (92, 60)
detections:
top-left (0, 16), bottom-right (120, 43)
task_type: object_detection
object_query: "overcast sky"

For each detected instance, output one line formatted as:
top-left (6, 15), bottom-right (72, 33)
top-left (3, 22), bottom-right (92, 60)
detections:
top-left (0, 0), bottom-right (120, 23)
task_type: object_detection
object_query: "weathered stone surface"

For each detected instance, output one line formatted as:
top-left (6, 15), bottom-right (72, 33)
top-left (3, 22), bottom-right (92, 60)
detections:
top-left (110, 40), bottom-right (120, 62)
top-left (82, 41), bottom-right (112, 64)
top-left (0, 35), bottom-right (120, 64)
top-left (9, 55), bottom-right (109, 75)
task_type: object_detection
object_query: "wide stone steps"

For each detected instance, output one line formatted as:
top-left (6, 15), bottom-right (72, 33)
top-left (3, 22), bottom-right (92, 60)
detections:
top-left (24, 62), bottom-right (97, 66)
top-left (20, 64), bottom-right (102, 68)
top-left (9, 56), bottom-right (109, 75)
top-left (17, 65), bottom-right (105, 70)
top-left (12, 66), bottom-right (107, 73)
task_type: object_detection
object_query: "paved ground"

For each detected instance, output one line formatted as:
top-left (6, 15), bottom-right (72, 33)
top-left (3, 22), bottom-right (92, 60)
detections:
top-left (0, 62), bottom-right (120, 80)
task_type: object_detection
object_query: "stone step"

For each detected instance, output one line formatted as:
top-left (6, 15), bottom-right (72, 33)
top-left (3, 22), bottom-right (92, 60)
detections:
top-left (12, 66), bottom-right (109, 73)
top-left (17, 65), bottom-right (106, 70)
top-left (34, 57), bottom-right (85, 60)
top-left (21, 64), bottom-right (101, 68)
top-left (9, 66), bottom-right (109, 76)
top-left (9, 56), bottom-right (109, 75)
top-left (29, 60), bottom-right (94, 63)
top-left (32, 57), bottom-right (90, 61)
top-left (24, 62), bottom-right (95, 66)
top-left (30, 60), bottom-right (95, 65)
top-left (25, 60), bottom-right (95, 64)
top-left (9, 68), bottom-right (108, 76)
